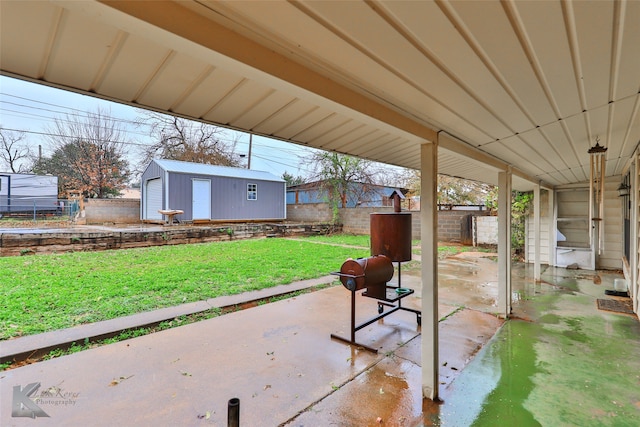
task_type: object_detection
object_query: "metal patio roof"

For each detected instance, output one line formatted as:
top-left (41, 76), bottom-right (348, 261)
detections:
top-left (1, 1), bottom-right (639, 191)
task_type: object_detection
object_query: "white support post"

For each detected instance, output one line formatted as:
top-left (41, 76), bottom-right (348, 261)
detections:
top-left (534, 183), bottom-right (541, 282)
top-left (421, 140), bottom-right (439, 401)
top-left (549, 189), bottom-right (556, 266)
top-left (634, 156), bottom-right (640, 313)
top-left (497, 170), bottom-right (512, 318)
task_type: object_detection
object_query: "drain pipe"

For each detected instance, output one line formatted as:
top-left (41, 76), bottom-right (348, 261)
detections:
top-left (228, 398), bottom-right (239, 427)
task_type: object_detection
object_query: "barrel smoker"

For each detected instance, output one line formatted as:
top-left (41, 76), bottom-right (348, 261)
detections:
top-left (331, 190), bottom-right (421, 353)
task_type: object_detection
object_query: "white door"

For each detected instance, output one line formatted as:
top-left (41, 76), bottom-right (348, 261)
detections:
top-left (192, 179), bottom-right (211, 219)
top-left (145, 178), bottom-right (162, 220)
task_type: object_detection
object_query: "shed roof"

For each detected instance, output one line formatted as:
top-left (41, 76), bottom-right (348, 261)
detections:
top-left (153, 159), bottom-right (284, 183)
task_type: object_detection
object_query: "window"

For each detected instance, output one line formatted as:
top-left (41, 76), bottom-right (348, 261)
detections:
top-left (247, 183), bottom-right (257, 200)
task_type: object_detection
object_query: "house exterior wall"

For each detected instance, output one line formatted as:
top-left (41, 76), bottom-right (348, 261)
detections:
top-left (599, 177), bottom-right (623, 269)
top-left (525, 189), bottom-right (552, 264)
top-left (525, 177), bottom-right (623, 269)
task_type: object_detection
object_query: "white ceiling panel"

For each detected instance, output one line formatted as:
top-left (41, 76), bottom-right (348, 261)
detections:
top-left (250, 99), bottom-right (316, 136)
top-left (94, 35), bottom-right (173, 102)
top-left (0, 2), bottom-right (60, 77)
top-left (514, 0), bottom-right (582, 118)
top-left (446, 1), bottom-right (556, 126)
top-left (536, 122), bottom-right (580, 172)
top-left (1, 0), bottom-right (638, 191)
top-left (233, 91), bottom-right (296, 132)
top-left (615, 1), bottom-right (640, 100)
top-left (135, 52), bottom-right (211, 110)
top-left (572, 0), bottom-right (616, 110)
top-left (175, 68), bottom-right (245, 119)
top-left (44, 10), bottom-right (120, 90)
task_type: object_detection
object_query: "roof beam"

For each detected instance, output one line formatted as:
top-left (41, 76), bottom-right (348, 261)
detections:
top-left (97, 0), bottom-right (437, 143)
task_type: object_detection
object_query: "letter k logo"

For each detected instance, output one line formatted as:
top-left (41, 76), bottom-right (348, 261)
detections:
top-left (12, 383), bottom-right (50, 418)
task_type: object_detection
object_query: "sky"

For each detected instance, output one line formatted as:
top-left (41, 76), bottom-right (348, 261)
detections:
top-left (0, 75), bottom-right (318, 180)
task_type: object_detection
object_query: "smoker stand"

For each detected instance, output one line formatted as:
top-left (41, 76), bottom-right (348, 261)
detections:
top-left (330, 272), bottom-right (421, 354)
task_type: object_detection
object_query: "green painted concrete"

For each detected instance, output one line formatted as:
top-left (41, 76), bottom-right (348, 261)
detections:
top-left (430, 266), bottom-right (640, 426)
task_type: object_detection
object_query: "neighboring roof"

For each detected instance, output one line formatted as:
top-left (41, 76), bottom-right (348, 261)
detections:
top-left (151, 159), bottom-right (284, 182)
top-left (287, 180), bottom-right (407, 195)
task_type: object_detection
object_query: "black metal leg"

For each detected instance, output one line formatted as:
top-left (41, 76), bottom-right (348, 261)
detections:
top-left (330, 289), bottom-right (380, 353)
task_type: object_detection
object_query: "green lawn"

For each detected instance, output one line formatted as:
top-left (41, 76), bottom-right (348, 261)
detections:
top-left (0, 237), bottom-right (370, 340)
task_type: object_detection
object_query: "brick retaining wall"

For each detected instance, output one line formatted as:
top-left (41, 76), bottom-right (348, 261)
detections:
top-left (0, 223), bottom-right (337, 256)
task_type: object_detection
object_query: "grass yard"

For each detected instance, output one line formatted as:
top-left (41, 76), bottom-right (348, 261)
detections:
top-left (0, 237), bottom-right (370, 340)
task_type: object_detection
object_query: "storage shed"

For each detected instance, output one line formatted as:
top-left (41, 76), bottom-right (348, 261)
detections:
top-left (140, 159), bottom-right (286, 223)
top-left (0, 173), bottom-right (58, 214)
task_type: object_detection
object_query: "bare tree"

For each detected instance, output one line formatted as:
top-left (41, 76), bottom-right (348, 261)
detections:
top-left (306, 151), bottom-right (380, 222)
top-left (137, 111), bottom-right (242, 168)
top-left (0, 127), bottom-right (31, 173)
top-left (33, 107), bottom-right (130, 198)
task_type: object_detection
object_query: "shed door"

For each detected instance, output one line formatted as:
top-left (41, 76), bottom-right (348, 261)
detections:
top-left (192, 179), bottom-right (211, 220)
top-left (145, 178), bottom-right (162, 220)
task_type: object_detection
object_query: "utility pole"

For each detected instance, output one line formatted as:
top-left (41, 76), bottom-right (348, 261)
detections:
top-left (248, 134), bottom-right (252, 169)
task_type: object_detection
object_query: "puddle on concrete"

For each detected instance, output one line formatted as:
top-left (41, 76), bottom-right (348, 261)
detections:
top-left (407, 255), bottom-right (501, 311)
top-left (418, 320), bottom-right (541, 426)
top-left (414, 265), bottom-right (640, 426)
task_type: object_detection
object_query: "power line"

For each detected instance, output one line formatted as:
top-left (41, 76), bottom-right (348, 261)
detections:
top-left (1, 90), bottom-right (314, 173)
top-left (1, 93), bottom-right (142, 127)
top-left (0, 127), bottom-right (149, 148)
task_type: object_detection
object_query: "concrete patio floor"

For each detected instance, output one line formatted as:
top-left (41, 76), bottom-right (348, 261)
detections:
top-left (1, 253), bottom-right (639, 426)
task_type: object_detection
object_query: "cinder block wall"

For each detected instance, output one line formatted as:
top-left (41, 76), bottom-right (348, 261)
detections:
top-left (438, 210), bottom-right (469, 242)
top-left (475, 216), bottom-right (499, 245)
top-left (84, 198), bottom-right (140, 224)
top-left (285, 204), bottom-right (493, 242)
top-left (286, 203), bottom-right (333, 222)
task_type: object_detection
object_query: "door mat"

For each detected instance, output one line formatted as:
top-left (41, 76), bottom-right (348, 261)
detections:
top-left (596, 298), bottom-right (634, 314)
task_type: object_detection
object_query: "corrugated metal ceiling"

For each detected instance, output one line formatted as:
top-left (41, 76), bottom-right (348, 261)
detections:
top-left (1, 0), bottom-right (639, 191)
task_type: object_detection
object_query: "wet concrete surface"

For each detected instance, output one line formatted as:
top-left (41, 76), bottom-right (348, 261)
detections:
top-left (1, 252), bottom-right (639, 426)
top-left (421, 263), bottom-right (640, 427)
